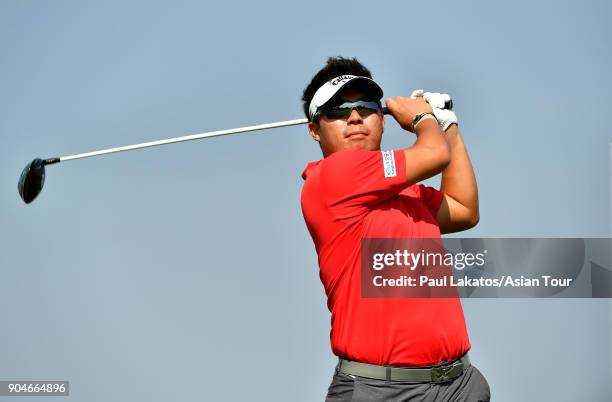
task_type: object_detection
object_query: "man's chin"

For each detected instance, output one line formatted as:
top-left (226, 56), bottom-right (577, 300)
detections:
top-left (345, 140), bottom-right (379, 152)
top-left (325, 141), bottom-right (381, 157)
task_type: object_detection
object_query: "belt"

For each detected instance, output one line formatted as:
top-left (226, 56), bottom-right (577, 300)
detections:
top-left (337, 353), bottom-right (470, 383)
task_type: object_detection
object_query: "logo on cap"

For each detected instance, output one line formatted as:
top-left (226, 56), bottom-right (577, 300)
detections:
top-left (331, 75), bottom-right (355, 86)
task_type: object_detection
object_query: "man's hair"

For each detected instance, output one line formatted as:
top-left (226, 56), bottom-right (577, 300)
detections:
top-left (301, 56), bottom-right (374, 120)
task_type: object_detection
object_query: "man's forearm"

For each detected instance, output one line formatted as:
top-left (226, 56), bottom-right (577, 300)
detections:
top-left (440, 124), bottom-right (479, 221)
top-left (404, 118), bottom-right (451, 185)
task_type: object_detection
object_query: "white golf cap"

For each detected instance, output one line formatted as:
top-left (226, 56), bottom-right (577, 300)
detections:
top-left (308, 75), bottom-right (383, 120)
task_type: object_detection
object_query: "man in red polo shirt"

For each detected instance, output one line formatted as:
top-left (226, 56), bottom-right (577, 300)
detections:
top-left (300, 57), bottom-right (490, 401)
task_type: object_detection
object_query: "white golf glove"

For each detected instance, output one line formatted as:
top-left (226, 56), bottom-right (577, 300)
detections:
top-left (411, 89), bottom-right (458, 131)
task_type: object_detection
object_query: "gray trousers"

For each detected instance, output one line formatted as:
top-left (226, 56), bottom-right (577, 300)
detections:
top-left (325, 362), bottom-right (491, 402)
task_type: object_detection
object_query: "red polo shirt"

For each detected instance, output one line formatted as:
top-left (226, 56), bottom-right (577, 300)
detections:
top-left (301, 148), bottom-right (471, 367)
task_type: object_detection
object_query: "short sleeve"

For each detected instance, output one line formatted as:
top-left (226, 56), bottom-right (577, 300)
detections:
top-left (416, 184), bottom-right (445, 218)
top-left (319, 149), bottom-right (408, 216)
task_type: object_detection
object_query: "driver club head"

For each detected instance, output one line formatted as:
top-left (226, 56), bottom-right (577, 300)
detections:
top-left (18, 158), bottom-right (46, 204)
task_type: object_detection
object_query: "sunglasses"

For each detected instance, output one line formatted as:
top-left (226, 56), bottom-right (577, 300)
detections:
top-left (315, 100), bottom-right (382, 121)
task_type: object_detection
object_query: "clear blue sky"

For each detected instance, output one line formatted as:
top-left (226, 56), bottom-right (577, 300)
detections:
top-left (1, 1), bottom-right (610, 401)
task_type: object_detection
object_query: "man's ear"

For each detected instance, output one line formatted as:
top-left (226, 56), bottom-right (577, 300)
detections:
top-left (307, 122), bottom-right (321, 142)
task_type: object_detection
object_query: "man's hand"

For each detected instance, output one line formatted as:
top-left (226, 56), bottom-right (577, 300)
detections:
top-left (387, 95), bottom-right (450, 186)
top-left (385, 96), bottom-right (434, 133)
top-left (411, 90), bottom-right (458, 131)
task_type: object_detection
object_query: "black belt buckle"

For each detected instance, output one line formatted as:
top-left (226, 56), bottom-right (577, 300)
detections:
top-left (431, 361), bottom-right (459, 384)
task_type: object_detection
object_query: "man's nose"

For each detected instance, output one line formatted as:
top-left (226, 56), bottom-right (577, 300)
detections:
top-left (347, 108), bottom-right (363, 124)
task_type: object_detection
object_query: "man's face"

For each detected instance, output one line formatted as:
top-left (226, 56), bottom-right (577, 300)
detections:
top-left (308, 88), bottom-right (385, 157)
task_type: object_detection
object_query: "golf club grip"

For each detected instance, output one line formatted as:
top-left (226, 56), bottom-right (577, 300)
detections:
top-left (382, 99), bottom-right (453, 115)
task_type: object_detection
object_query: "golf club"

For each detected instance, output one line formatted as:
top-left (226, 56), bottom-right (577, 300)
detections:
top-left (18, 101), bottom-right (452, 204)
top-left (17, 117), bottom-right (308, 204)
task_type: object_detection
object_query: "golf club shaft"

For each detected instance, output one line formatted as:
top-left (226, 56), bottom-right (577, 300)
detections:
top-left (58, 118), bottom-right (309, 163)
top-left (52, 104), bottom-right (448, 164)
